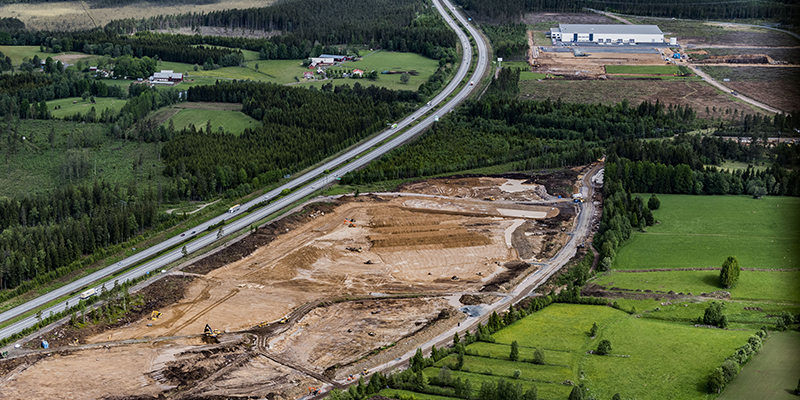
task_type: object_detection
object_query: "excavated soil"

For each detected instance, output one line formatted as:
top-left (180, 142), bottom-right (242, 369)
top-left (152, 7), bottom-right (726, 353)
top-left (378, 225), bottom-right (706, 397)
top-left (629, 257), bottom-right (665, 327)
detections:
top-left (3, 176), bottom-right (583, 399)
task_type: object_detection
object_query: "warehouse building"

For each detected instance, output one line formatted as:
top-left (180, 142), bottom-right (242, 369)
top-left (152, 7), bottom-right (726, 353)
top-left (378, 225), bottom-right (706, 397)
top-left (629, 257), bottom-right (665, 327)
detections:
top-left (549, 24), bottom-right (664, 44)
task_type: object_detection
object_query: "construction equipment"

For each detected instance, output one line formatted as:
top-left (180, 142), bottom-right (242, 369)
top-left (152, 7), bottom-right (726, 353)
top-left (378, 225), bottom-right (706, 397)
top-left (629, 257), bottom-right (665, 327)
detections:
top-left (204, 324), bottom-right (221, 339)
top-left (362, 368), bottom-right (369, 375)
top-left (279, 317), bottom-right (288, 324)
top-left (343, 218), bottom-right (356, 227)
top-left (0, 351), bottom-right (8, 359)
top-left (151, 311), bottom-right (162, 321)
top-left (483, 196), bottom-right (495, 201)
top-left (345, 246), bottom-right (362, 253)
top-left (308, 387), bottom-right (321, 395)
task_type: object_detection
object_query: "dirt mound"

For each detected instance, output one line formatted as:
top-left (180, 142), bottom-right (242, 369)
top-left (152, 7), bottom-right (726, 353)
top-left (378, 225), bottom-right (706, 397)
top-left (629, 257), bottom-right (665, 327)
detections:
top-left (525, 169), bottom-right (580, 198)
top-left (184, 202), bottom-right (338, 275)
top-left (459, 294), bottom-right (497, 305)
top-left (695, 54), bottom-right (781, 65)
top-left (482, 261), bottom-right (534, 292)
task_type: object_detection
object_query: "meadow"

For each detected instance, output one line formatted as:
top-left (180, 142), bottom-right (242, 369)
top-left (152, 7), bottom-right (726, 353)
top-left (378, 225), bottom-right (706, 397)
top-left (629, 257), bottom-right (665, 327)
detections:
top-left (611, 195), bottom-right (800, 270)
top-left (49, 97), bottom-right (128, 119)
top-left (379, 303), bottom-right (754, 400)
top-left (501, 61), bottom-right (548, 81)
top-left (0, 119), bottom-right (162, 198)
top-left (162, 107), bottom-right (258, 135)
top-left (718, 331), bottom-right (800, 400)
top-left (0, 45), bottom-right (57, 64)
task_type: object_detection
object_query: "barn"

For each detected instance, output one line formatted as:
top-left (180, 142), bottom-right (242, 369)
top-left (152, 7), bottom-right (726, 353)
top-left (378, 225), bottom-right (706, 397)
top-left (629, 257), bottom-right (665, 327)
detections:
top-left (549, 24), bottom-right (664, 45)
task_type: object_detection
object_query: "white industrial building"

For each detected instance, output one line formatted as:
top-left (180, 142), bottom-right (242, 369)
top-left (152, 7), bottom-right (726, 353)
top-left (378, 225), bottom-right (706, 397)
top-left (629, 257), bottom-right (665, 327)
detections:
top-left (549, 24), bottom-right (664, 44)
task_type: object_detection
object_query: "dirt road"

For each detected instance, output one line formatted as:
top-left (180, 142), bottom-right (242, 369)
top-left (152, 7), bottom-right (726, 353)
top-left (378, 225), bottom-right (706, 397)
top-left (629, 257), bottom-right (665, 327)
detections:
top-left (688, 65), bottom-right (782, 113)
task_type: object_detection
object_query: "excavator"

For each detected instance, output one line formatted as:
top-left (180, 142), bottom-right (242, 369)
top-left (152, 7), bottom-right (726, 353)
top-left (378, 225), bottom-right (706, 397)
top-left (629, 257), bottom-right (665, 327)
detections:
top-left (343, 218), bottom-right (356, 227)
top-left (150, 311), bottom-right (162, 321)
top-left (203, 324), bottom-right (222, 343)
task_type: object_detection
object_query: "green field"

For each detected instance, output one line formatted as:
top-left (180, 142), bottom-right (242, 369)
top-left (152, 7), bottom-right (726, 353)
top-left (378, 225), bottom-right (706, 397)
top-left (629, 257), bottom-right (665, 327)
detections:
top-left (604, 65), bottom-right (690, 75)
top-left (0, 119), bottom-right (162, 197)
top-left (595, 270), bottom-right (800, 302)
top-left (0, 45), bottom-right (59, 64)
top-left (378, 389), bottom-right (459, 400)
top-left (392, 303), bottom-right (753, 400)
top-left (611, 195), bottom-right (800, 270)
top-left (49, 97), bottom-right (128, 119)
top-left (583, 317), bottom-right (751, 400)
top-left (300, 50), bottom-right (440, 91)
top-left (718, 331), bottom-right (800, 400)
top-left (162, 107), bottom-right (258, 135)
top-left (501, 61), bottom-right (548, 81)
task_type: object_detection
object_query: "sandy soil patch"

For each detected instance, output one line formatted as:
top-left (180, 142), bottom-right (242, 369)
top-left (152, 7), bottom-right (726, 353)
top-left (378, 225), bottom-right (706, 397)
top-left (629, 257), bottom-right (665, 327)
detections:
top-left (398, 177), bottom-right (543, 201)
top-left (537, 50), bottom-right (667, 77)
top-left (268, 298), bottom-right (449, 374)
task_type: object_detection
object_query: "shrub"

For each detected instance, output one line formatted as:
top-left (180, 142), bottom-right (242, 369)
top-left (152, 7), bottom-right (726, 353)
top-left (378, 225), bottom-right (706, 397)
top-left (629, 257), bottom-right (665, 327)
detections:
top-left (533, 348), bottom-right (545, 365)
top-left (596, 340), bottom-right (612, 355)
top-left (719, 256), bottom-right (740, 288)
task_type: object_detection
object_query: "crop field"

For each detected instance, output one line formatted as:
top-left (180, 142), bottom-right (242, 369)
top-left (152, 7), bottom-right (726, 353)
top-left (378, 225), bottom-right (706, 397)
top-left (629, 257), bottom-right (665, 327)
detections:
top-left (162, 106), bottom-right (258, 135)
top-left (518, 80), bottom-right (765, 119)
top-left (49, 97), bottom-right (128, 119)
top-left (699, 66), bottom-right (800, 112)
top-left (612, 195), bottom-right (800, 270)
top-left (0, 119), bottom-right (162, 197)
top-left (718, 331), bottom-right (800, 400)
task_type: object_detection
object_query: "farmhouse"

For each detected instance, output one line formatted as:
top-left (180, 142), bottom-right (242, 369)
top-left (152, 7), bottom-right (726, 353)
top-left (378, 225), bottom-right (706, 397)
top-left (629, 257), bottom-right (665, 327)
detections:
top-left (549, 24), bottom-right (664, 44)
top-left (303, 71), bottom-right (314, 79)
top-left (149, 70), bottom-right (183, 83)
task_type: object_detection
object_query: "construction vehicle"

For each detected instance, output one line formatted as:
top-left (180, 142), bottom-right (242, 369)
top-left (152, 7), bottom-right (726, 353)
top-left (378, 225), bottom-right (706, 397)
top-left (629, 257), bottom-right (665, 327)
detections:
top-left (343, 218), bottom-right (356, 227)
top-left (346, 246), bottom-right (362, 253)
top-left (362, 368), bottom-right (370, 375)
top-left (0, 350), bottom-right (8, 359)
top-left (483, 196), bottom-right (495, 201)
top-left (308, 387), bottom-right (321, 395)
top-left (279, 317), bottom-right (288, 324)
top-left (204, 324), bottom-right (221, 340)
top-left (151, 311), bottom-right (162, 321)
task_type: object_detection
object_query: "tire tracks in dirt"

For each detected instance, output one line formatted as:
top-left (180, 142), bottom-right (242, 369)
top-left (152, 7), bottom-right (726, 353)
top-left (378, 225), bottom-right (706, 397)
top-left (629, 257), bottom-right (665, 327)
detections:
top-left (165, 288), bottom-right (240, 337)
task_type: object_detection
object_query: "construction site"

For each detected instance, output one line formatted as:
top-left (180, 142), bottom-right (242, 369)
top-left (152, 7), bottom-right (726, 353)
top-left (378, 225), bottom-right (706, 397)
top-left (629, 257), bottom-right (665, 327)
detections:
top-left (0, 169), bottom-right (598, 399)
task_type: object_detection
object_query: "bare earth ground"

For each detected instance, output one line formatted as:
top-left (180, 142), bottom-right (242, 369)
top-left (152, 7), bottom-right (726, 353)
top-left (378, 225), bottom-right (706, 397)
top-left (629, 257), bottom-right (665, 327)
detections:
top-left (1, 177), bottom-right (581, 398)
top-left (154, 26), bottom-right (284, 39)
top-left (519, 80), bottom-right (767, 118)
top-left (1, 0), bottom-right (278, 31)
top-left (727, 80), bottom-right (800, 113)
top-left (537, 50), bottom-right (666, 76)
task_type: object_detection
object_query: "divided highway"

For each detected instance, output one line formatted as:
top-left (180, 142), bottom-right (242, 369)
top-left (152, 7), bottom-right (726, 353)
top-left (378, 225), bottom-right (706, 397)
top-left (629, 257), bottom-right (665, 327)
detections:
top-left (0, 0), bottom-right (490, 342)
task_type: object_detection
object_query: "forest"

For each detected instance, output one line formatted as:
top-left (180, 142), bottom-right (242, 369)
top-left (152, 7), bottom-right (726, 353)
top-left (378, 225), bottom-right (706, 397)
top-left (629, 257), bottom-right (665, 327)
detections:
top-left (159, 81), bottom-right (418, 200)
top-left (456, 0), bottom-right (799, 24)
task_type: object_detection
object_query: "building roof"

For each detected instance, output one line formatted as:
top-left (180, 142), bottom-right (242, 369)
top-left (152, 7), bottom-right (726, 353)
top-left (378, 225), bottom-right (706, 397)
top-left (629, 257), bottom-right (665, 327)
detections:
top-left (559, 24), bottom-right (662, 35)
top-left (153, 70), bottom-right (183, 80)
top-left (319, 54), bottom-right (347, 59)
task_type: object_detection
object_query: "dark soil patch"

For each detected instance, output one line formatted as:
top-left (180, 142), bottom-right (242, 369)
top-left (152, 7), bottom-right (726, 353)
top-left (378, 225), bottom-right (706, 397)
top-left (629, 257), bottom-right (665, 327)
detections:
top-left (183, 202), bottom-right (339, 275)
top-left (26, 276), bottom-right (194, 348)
top-left (0, 352), bottom-right (49, 376)
top-left (482, 261), bottom-right (532, 292)
top-left (459, 294), bottom-right (495, 305)
top-left (524, 169), bottom-right (580, 198)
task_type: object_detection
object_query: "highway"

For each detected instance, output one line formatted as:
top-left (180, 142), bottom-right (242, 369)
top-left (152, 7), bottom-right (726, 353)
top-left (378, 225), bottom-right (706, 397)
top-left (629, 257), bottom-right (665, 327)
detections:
top-left (0, 0), bottom-right (489, 342)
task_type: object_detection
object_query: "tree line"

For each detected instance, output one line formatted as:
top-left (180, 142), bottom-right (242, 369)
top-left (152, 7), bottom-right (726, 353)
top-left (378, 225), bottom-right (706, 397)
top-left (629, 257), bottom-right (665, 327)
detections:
top-left (456, 0), bottom-right (799, 24)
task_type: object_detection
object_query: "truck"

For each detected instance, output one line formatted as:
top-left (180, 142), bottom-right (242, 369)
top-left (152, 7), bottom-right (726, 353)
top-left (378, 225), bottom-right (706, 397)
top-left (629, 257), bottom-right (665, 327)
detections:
top-left (80, 288), bottom-right (97, 300)
top-left (228, 204), bottom-right (241, 213)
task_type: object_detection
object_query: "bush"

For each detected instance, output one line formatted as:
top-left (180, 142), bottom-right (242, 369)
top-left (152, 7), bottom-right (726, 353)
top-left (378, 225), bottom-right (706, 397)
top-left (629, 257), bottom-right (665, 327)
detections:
top-left (720, 256), bottom-right (741, 288)
top-left (596, 340), bottom-right (612, 355)
top-left (533, 348), bottom-right (545, 365)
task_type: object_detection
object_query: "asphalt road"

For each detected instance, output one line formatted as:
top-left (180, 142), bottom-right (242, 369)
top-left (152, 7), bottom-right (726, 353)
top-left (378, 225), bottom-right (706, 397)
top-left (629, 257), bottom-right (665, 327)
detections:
top-left (0, 0), bottom-right (489, 342)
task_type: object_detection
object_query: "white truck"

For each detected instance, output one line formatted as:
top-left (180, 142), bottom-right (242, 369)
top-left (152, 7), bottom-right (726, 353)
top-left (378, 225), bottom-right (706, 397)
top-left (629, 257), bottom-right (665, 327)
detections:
top-left (80, 288), bottom-right (97, 300)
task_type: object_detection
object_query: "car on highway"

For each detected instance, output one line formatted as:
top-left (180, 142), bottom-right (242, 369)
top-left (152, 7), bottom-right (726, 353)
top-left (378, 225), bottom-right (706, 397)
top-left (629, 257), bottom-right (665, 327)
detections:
top-left (470, 81), bottom-right (474, 86)
top-left (181, 233), bottom-right (185, 237)
top-left (191, 231), bottom-right (196, 234)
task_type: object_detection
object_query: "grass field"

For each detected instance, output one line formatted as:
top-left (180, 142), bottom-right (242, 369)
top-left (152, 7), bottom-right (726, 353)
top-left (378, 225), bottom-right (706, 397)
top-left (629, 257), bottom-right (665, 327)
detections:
top-left (299, 51), bottom-right (440, 91)
top-left (718, 331), bottom-right (800, 400)
top-left (0, 119), bottom-right (162, 198)
top-left (162, 107), bottom-right (258, 135)
top-left (605, 65), bottom-right (690, 75)
top-left (611, 195), bottom-right (800, 270)
top-left (0, 45), bottom-right (56, 64)
top-left (501, 61), bottom-right (548, 81)
top-left (391, 303), bottom-right (754, 400)
top-left (49, 97), bottom-right (128, 119)
top-left (582, 317), bottom-right (752, 400)
top-left (378, 389), bottom-right (459, 400)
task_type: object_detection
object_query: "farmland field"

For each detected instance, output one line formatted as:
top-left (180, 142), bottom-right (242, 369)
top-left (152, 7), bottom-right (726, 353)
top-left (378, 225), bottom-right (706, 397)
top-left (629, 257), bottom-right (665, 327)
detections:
top-left (718, 331), bottom-right (800, 400)
top-left (389, 303), bottom-right (754, 400)
top-left (49, 97), bottom-right (128, 119)
top-left (502, 61), bottom-right (548, 81)
top-left (611, 195), bottom-right (800, 270)
top-left (300, 50), bottom-right (440, 91)
top-left (595, 270), bottom-right (800, 302)
top-left (0, 45), bottom-right (58, 64)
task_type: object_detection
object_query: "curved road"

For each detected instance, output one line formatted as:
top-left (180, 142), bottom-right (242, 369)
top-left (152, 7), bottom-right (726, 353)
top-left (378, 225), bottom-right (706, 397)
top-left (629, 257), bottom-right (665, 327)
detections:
top-left (0, 0), bottom-right (489, 342)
